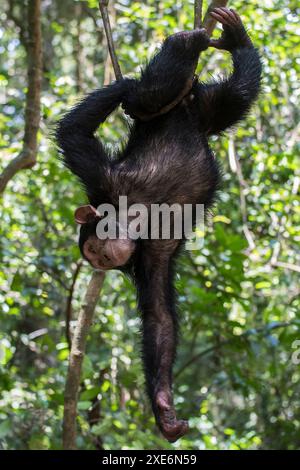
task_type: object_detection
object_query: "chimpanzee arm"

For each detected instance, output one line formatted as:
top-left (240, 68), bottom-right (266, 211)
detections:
top-left (196, 8), bottom-right (262, 136)
top-left (134, 240), bottom-right (188, 442)
top-left (56, 80), bottom-right (130, 202)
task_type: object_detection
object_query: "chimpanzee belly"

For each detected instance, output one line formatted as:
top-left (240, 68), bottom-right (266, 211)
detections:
top-left (114, 130), bottom-right (220, 208)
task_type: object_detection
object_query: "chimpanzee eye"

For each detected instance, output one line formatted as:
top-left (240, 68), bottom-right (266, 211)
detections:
top-left (88, 245), bottom-right (96, 254)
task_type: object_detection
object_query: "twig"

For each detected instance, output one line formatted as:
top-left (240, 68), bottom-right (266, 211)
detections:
top-left (175, 321), bottom-right (295, 379)
top-left (36, 196), bottom-right (60, 236)
top-left (268, 176), bottom-right (299, 273)
top-left (98, 0), bottom-right (122, 80)
top-left (74, 2), bottom-right (84, 93)
top-left (102, 1), bottom-right (117, 86)
top-left (63, 270), bottom-right (105, 450)
top-left (0, 0), bottom-right (42, 195)
top-left (271, 261), bottom-right (300, 273)
top-left (228, 135), bottom-right (256, 251)
top-left (203, 0), bottom-right (228, 36)
top-left (6, 247), bottom-right (69, 291)
top-left (82, 3), bottom-right (104, 46)
top-left (194, 1), bottom-right (203, 29)
top-left (7, 0), bottom-right (27, 46)
top-left (38, 265), bottom-right (69, 291)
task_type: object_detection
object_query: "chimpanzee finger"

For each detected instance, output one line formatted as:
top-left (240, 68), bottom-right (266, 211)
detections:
top-left (212, 7), bottom-right (237, 27)
top-left (210, 11), bottom-right (226, 24)
top-left (230, 9), bottom-right (241, 23)
top-left (224, 8), bottom-right (238, 23)
top-left (211, 9), bottom-right (231, 25)
top-left (219, 8), bottom-right (237, 26)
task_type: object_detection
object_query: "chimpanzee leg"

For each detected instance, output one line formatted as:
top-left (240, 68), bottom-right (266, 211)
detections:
top-left (134, 240), bottom-right (188, 442)
top-left (122, 28), bottom-right (209, 118)
top-left (196, 8), bottom-right (262, 135)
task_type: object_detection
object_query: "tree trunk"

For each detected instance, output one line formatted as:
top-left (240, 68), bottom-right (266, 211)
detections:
top-left (63, 271), bottom-right (105, 450)
top-left (0, 0), bottom-right (42, 194)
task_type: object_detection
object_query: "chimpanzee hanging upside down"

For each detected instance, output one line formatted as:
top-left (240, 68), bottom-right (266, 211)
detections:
top-left (56, 8), bottom-right (262, 442)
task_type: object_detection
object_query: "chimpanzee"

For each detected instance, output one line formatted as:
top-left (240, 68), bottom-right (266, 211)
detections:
top-left (56, 8), bottom-right (262, 442)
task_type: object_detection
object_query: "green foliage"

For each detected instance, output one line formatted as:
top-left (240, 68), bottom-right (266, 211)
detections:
top-left (0, 0), bottom-right (299, 450)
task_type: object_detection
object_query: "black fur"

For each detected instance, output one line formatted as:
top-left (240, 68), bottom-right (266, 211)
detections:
top-left (56, 15), bottom-right (262, 440)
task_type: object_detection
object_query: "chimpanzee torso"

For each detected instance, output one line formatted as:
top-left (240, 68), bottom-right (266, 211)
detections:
top-left (109, 92), bottom-right (220, 210)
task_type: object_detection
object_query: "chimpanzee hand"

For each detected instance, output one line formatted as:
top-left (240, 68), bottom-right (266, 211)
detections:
top-left (209, 7), bottom-right (253, 52)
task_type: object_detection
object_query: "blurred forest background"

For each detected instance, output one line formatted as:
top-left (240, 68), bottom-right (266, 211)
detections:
top-left (0, 0), bottom-right (299, 450)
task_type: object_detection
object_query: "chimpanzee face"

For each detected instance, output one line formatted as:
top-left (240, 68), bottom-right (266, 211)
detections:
top-left (76, 205), bottom-right (136, 270)
top-left (81, 234), bottom-right (135, 270)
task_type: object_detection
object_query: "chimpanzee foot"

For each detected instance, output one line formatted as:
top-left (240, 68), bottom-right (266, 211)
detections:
top-left (168, 28), bottom-right (210, 52)
top-left (209, 7), bottom-right (252, 51)
top-left (156, 391), bottom-right (189, 442)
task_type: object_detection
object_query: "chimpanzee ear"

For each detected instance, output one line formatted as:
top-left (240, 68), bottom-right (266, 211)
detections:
top-left (74, 205), bottom-right (100, 224)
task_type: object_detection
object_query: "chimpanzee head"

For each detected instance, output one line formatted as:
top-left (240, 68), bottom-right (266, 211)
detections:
top-left (75, 205), bottom-right (136, 270)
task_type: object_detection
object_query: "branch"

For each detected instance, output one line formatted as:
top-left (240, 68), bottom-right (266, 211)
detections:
top-left (203, 0), bottom-right (228, 36)
top-left (98, 0), bottom-right (122, 80)
top-left (65, 261), bottom-right (83, 349)
top-left (194, 1), bottom-right (203, 29)
top-left (63, 270), bottom-right (105, 450)
top-left (0, 0), bottom-right (42, 195)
